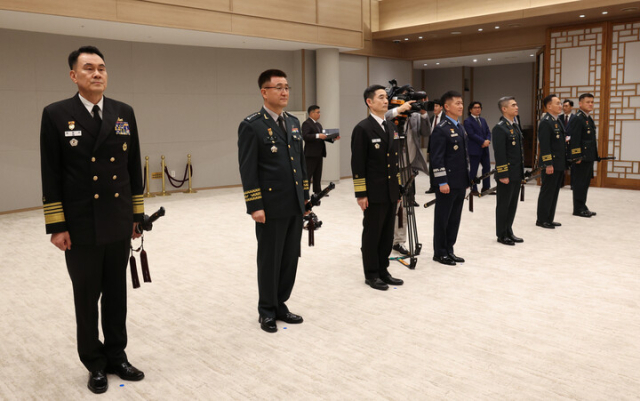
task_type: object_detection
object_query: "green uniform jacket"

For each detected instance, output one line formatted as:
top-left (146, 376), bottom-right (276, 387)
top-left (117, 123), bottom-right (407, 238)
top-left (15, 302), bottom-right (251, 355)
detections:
top-left (492, 117), bottom-right (524, 181)
top-left (40, 94), bottom-right (144, 245)
top-left (238, 107), bottom-right (309, 218)
top-left (538, 113), bottom-right (567, 171)
top-left (568, 109), bottom-right (598, 162)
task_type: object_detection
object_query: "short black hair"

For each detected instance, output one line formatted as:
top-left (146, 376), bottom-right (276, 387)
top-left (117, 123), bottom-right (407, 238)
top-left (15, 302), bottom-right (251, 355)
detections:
top-left (68, 46), bottom-right (105, 70)
top-left (363, 84), bottom-right (386, 107)
top-left (498, 96), bottom-right (515, 112)
top-left (468, 101), bottom-right (482, 115)
top-left (563, 99), bottom-right (574, 107)
top-left (543, 94), bottom-right (559, 108)
top-left (258, 69), bottom-right (287, 89)
top-left (440, 90), bottom-right (462, 106)
top-left (579, 93), bottom-right (594, 101)
top-left (432, 99), bottom-right (442, 107)
top-left (308, 105), bottom-right (320, 114)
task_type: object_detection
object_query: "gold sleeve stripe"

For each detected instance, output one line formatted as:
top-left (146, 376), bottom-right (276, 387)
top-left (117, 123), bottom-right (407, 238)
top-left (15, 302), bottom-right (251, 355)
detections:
top-left (496, 164), bottom-right (509, 173)
top-left (244, 188), bottom-right (261, 195)
top-left (43, 202), bottom-right (65, 225)
top-left (245, 194), bottom-right (262, 202)
top-left (353, 178), bottom-right (366, 184)
top-left (133, 203), bottom-right (144, 215)
top-left (303, 180), bottom-right (309, 190)
top-left (43, 202), bottom-right (63, 210)
top-left (542, 155), bottom-right (552, 162)
top-left (571, 148), bottom-right (581, 154)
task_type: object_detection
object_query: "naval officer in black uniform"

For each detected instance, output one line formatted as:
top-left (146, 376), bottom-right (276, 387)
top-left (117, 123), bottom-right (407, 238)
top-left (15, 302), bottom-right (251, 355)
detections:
top-left (536, 94), bottom-right (566, 229)
top-left (40, 46), bottom-right (145, 394)
top-left (568, 93), bottom-right (599, 217)
top-left (430, 91), bottom-right (470, 265)
top-left (351, 84), bottom-right (404, 291)
top-left (238, 69), bottom-right (309, 333)
top-left (492, 96), bottom-right (525, 245)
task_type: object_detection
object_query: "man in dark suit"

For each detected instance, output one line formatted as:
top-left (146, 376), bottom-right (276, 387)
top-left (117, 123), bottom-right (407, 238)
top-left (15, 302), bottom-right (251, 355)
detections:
top-left (238, 69), bottom-right (309, 333)
top-left (301, 105), bottom-right (339, 195)
top-left (463, 101), bottom-right (492, 193)
top-left (536, 94), bottom-right (566, 229)
top-left (425, 100), bottom-right (443, 194)
top-left (351, 84), bottom-right (403, 291)
top-left (40, 46), bottom-right (145, 394)
top-left (568, 93), bottom-right (599, 217)
top-left (492, 96), bottom-right (525, 245)
top-left (559, 99), bottom-right (575, 130)
top-left (430, 91), bottom-right (470, 265)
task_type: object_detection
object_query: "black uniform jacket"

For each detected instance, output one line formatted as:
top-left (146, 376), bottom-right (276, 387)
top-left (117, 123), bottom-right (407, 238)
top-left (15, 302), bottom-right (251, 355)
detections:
top-left (492, 117), bottom-right (524, 181)
top-left (351, 115), bottom-right (400, 203)
top-left (40, 94), bottom-right (144, 245)
top-left (302, 118), bottom-right (333, 158)
top-left (538, 113), bottom-right (567, 171)
top-left (430, 116), bottom-right (471, 189)
top-left (568, 109), bottom-right (598, 162)
top-left (238, 107), bottom-right (309, 219)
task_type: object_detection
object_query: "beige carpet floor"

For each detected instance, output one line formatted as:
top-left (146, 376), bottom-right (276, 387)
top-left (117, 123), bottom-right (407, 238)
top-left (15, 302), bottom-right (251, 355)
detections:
top-left (0, 175), bottom-right (638, 400)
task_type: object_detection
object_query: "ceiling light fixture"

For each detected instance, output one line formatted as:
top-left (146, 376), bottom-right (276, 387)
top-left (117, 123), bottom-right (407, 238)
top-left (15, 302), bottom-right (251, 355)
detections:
top-left (436, 62), bottom-right (440, 65)
top-left (478, 28), bottom-right (483, 32)
top-left (602, 11), bottom-right (608, 15)
top-left (451, 31), bottom-right (461, 35)
top-left (530, 54), bottom-right (535, 57)
top-left (488, 58), bottom-right (492, 61)
top-left (418, 36), bottom-right (423, 39)
top-left (579, 14), bottom-right (585, 18)
top-left (473, 59), bottom-right (478, 62)
top-left (495, 26), bottom-right (500, 29)
top-left (424, 63), bottom-right (427, 66)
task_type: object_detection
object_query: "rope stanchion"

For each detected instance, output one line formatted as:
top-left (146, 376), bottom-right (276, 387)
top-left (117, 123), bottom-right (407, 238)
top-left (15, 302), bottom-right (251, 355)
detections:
top-left (143, 156), bottom-right (155, 198)
top-left (158, 155), bottom-right (171, 196)
top-left (164, 157), bottom-right (192, 189)
top-left (184, 154), bottom-right (197, 194)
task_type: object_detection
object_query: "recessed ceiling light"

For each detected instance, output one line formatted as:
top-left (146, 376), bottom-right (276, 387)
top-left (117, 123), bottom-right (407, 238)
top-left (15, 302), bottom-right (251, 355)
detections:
top-left (530, 54), bottom-right (535, 57)
top-left (495, 26), bottom-right (500, 29)
top-left (579, 14), bottom-right (585, 18)
top-left (418, 36), bottom-right (423, 39)
top-left (436, 62), bottom-right (440, 65)
top-left (602, 11), bottom-right (608, 15)
top-left (473, 59), bottom-right (478, 62)
top-left (488, 58), bottom-right (492, 61)
top-left (404, 38), bottom-right (409, 41)
top-left (478, 28), bottom-right (483, 32)
top-left (451, 31), bottom-right (461, 35)
top-left (393, 39), bottom-right (400, 43)
top-left (424, 63), bottom-right (427, 66)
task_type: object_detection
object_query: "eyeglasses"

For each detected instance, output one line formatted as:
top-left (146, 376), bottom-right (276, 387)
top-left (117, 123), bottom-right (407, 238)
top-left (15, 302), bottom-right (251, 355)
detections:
top-left (263, 86), bottom-right (291, 92)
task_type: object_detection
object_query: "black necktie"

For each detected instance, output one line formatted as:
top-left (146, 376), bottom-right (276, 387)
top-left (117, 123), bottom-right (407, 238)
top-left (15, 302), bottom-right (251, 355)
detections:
top-left (277, 116), bottom-right (286, 135)
top-left (476, 117), bottom-right (481, 126)
top-left (92, 105), bottom-right (102, 128)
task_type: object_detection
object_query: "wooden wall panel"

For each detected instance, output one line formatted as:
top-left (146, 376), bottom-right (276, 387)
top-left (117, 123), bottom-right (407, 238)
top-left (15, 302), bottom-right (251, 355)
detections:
top-left (117, 0), bottom-right (232, 31)
top-left (231, 0), bottom-right (316, 25)
top-left (0, 0), bottom-right (118, 19)
top-left (318, 0), bottom-right (361, 32)
top-left (141, 0), bottom-right (231, 12)
top-left (231, 15), bottom-right (317, 44)
top-left (318, 27), bottom-right (362, 49)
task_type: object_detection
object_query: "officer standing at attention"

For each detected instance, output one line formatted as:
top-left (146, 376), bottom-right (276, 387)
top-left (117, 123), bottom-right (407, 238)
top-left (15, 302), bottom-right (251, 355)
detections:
top-left (568, 93), bottom-right (599, 218)
top-left (492, 96), bottom-right (525, 245)
top-left (238, 69), bottom-right (309, 333)
top-left (430, 91), bottom-right (470, 265)
top-left (40, 46), bottom-right (145, 394)
top-left (536, 94), bottom-right (566, 229)
top-left (351, 84), bottom-right (404, 291)
top-left (301, 105), bottom-right (339, 195)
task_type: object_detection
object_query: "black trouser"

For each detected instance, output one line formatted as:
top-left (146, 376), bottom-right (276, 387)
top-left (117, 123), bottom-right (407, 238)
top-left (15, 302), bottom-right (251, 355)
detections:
top-left (361, 202), bottom-right (396, 280)
top-left (571, 161), bottom-right (593, 213)
top-left (537, 169), bottom-right (564, 224)
top-left (65, 239), bottom-right (130, 372)
top-left (305, 156), bottom-right (324, 194)
top-left (433, 188), bottom-right (465, 257)
top-left (255, 214), bottom-right (302, 318)
top-left (469, 150), bottom-right (491, 191)
top-left (495, 179), bottom-right (521, 238)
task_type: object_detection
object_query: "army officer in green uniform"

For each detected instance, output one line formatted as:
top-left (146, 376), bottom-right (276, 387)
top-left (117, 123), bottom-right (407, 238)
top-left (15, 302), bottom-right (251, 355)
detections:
top-left (238, 69), bottom-right (309, 333)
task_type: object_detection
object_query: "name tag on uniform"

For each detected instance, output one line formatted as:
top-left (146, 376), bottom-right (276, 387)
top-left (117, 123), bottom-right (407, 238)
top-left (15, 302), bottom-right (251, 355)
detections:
top-left (65, 130), bottom-right (82, 137)
top-left (372, 138), bottom-right (381, 143)
top-left (450, 133), bottom-right (458, 137)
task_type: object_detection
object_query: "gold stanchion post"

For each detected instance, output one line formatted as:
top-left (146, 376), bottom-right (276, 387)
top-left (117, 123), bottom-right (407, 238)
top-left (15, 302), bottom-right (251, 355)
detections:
top-left (158, 155), bottom-right (171, 196)
top-left (143, 156), bottom-right (155, 198)
top-left (184, 154), bottom-right (197, 194)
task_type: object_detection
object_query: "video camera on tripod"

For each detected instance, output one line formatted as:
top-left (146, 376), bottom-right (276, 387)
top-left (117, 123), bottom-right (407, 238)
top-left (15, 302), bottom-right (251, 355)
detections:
top-left (387, 79), bottom-right (429, 115)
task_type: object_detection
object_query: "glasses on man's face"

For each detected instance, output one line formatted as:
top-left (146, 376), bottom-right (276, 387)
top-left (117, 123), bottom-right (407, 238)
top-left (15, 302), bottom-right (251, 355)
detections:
top-left (263, 85), bottom-right (291, 92)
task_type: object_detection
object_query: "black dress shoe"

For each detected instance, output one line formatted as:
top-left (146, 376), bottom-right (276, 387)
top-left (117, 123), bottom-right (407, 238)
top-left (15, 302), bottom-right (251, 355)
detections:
top-left (381, 275), bottom-right (404, 285)
top-left (587, 210), bottom-right (596, 216)
top-left (88, 370), bottom-right (108, 394)
top-left (497, 237), bottom-right (515, 245)
top-left (573, 211), bottom-right (592, 218)
top-left (432, 255), bottom-right (456, 265)
top-left (365, 278), bottom-right (389, 291)
top-left (106, 362), bottom-right (145, 381)
top-left (551, 222), bottom-right (561, 227)
top-left (536, 221), bottom-right (556, 228)
top-left (448, 253), bottom-right (465, 263)
top-left (392, 244), bottom-right (409, 255)
top-left (277, 312), bottom-right (303, 324)
top-left (412, 200), bottom-right (419, 207)
top-left (509, 235), bottom-right (524, 243)
top-left (258, 316), bottom-right (277, 333)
